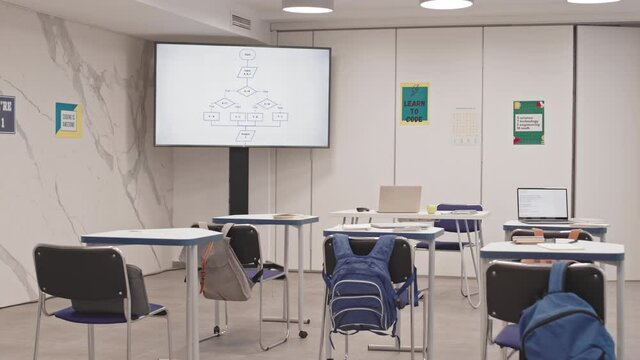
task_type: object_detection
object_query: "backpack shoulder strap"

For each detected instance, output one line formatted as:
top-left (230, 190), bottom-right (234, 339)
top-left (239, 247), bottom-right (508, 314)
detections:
top-left (221, 222), bottom-right (234, 237)
top-left (332, 234), bottom-right (354, 260)
top-left (568, 229), bottom-right (581, 241)
top-left (197, 221), bottom-right (209, 230)
top-left (369, 235), bottom-right (396, 263)
top-left (548, 261), bottom-right (569, 294)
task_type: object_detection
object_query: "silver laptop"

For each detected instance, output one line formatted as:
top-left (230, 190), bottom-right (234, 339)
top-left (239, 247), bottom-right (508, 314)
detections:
top-left (378, 186), bottom-right (422, 213)
top-left (517, 188), bottom-right (572, 224)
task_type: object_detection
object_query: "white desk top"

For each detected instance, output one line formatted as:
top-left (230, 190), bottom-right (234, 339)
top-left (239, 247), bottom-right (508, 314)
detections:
top-left (81, 228), bottom-right (222, 246)
top-left (323, 225), bottom-right (444, 241)
top-left (481, 240), bottom-right (624, 262)
top-left (212, 213), bottom-right (319, 225)
top-left (503, 220), bottom-right (610, 234)
top-left (331, 209), bottom-right (490, 220)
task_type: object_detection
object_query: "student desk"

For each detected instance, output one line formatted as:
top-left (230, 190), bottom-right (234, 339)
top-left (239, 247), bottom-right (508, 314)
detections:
top-left (479, 240), bottom-right (625, 360)
top-left (331, 209), bottom-right (489, 246)
top-left (503, 220), bottom-right (610, 242)
top-left (332, 209), bottom-right (490, 306)
top-left (323, 225), bottom-right (444, 360)
top-left (212, 214), bottom-right (319, 338)
top-left (81, 228), bottom-right (222, 360)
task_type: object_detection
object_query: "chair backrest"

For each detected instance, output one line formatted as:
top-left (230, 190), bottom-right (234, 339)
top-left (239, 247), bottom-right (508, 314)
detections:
top-left (33, 245), bottom-right (129, 301)
top-left (323, 236), bottom-right (413, 284)
top-left (486, 261), bottom-right (605, 324)
top-left (435, 204), bottom-right (483, 233)
top-left (193, 223), bottom-right (261, 266)
top-left (511, 229), bottom-right (593, 241)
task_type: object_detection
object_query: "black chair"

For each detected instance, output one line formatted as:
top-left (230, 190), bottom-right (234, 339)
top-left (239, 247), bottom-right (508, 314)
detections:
top-left (195, 223), bottom-right (289, 351)
top-left (319, 235), bottom-right (419, 360)
top-left (415, 203), bottom-right (483, 308)
top-left (484, 261), bottom-right (605, 359)
top-left (32, 245), bottom-right (172, 360)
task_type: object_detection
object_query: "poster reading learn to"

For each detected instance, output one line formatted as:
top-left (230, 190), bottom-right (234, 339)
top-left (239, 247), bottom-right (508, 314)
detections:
top-left (401, 82), bottom-right (429, 126)
top-left (513, 100), bottom-right (544, 145)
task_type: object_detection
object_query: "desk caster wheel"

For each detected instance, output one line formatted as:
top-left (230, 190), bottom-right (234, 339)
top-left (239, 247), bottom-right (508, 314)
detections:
top-left (299, 330), bottom-right (308, 338)
top-left (214, 326), bottom-right (220, 335)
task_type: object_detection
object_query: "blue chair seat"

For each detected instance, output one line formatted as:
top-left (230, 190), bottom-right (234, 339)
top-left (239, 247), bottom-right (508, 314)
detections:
top-left (494, 323), bottom-right (520, 350)
top-left (55, 303), bottom-right (164, 324)
top-left (244, 267), bottom-right (286, 282)
top-left (416, 241), bottom-right (470, 251)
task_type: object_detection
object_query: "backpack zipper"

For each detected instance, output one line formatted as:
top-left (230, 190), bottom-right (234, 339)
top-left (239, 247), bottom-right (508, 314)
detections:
top-left (521, 309), bottom-right (602, 359)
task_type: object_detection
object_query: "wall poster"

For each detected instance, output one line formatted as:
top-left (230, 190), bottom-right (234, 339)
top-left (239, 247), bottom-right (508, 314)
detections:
top-left (0, 95), bottom-right (16, 134)
top-left (513, 100), bottom-right (544, 145)
top-left (55, 102), bottom-right (82, 138)
top-left (401, 82), bottom-right (429, 126)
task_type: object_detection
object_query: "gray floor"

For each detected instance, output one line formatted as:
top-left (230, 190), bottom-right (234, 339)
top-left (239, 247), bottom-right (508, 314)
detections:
top-left (1, 270), bottom-right (637, 359)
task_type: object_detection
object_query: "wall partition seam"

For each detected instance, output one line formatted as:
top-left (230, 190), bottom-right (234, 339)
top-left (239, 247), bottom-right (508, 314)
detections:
top-left (571, 25), bottom-right (578, 218)
top-left (480, 26), bottom-right (485, 205)
top-left (393, 28), bottom-right (398, 186)
top-left (310, 30), bottom-right (316, 271)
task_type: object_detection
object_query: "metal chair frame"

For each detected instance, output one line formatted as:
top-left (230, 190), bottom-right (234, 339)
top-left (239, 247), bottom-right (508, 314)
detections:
top-left (196, 223), bottom-right (289, 351)
top-left (416, 204), bottom-right (483, 308)
top-left (32, 244), bottom-right (172, 360)
top-left (318, 235), bottom-right (418, 360)
top-left (484, 260), bottom-right (606, 360)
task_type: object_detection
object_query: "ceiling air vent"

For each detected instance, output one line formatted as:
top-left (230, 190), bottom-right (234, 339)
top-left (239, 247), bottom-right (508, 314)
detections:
top-left (232, 14), bottom-right (251, 30)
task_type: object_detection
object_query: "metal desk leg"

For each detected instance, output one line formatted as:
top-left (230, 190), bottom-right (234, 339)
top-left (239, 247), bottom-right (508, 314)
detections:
top-left (479, 257), bottom-right (489, 360)
top-left (427, 239), bottom-right (435, 360)
top-left (186, 245), bottom-right (199, 360)
top-left (263, 225), bottom-right (310, 328)
top-left (297, 224), bottom-right (308, 338)
top-left (617, 260), bottom-right (625, 360)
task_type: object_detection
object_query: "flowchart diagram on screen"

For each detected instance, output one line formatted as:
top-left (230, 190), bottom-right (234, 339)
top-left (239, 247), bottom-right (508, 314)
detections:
top-left (202, 49), bottom-right (289, 145)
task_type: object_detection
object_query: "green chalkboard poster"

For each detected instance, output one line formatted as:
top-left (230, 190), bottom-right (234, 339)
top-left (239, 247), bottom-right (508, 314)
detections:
top-left (401, 82), bottom-right (429, 126)
top-left (513, 100), bottom-right (544, 145)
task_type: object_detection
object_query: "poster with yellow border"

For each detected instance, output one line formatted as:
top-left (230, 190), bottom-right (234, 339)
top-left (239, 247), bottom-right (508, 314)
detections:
top-left (55, 103), bottom-right (82, 138)
top-left (400, 82), bottom-right (429, 126)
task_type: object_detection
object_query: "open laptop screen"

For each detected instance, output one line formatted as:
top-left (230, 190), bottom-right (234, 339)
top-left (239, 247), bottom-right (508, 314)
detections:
top-left (517, 188), bottom-right (568, 220)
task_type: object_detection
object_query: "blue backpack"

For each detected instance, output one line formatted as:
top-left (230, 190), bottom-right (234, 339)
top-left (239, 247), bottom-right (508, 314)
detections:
top-left (323, 234), bottom-right (415, 338)
top-left (519, 261), bottom-right (615, 360)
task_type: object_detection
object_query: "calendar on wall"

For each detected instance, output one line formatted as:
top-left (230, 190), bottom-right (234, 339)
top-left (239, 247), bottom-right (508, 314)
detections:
top-left (452, 109), bottom-right (479, 146)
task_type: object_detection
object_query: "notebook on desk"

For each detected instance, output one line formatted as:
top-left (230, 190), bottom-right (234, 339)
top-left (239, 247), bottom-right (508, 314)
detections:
top-left (377, 186), bottom-right (422, 213)
top-left (517, 188), bottom-right (573, 224)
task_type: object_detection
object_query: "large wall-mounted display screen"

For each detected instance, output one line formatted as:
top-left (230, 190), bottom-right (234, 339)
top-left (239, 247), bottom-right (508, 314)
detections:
top-left (155, 43), bottom-right (331, 147)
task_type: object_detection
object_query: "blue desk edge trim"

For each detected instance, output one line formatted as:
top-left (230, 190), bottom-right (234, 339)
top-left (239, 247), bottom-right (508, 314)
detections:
top-left (480, 250), bottom-right (624, 262)
top-left (503, 224), bottom-right (608, 234)
top-left (81, 233), bottom-right (222, 246)
top-left (322, 228), bottom-right (444, 240)
top-left (212, 217), bottom-right (319, 225)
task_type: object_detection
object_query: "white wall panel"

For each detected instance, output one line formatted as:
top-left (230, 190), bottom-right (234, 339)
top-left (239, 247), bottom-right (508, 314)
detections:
top-left (482, 26), bottom-right (574, 245)
top-left (274, 31), bottom-right (314, 270)
top-left (312, 29), bottom-right (397, 271)
top-left (576, 26), bottom-right (640, 280)
top-left (396, 27), bottom-right (483, 276)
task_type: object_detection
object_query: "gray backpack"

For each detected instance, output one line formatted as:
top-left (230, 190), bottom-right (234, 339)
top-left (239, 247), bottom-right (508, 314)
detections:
top-left (199, 223), bottom-right (255, 301)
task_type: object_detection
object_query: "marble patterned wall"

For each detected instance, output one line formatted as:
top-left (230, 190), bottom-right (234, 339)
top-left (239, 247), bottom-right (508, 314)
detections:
top-left (0, 2), bottom-right (174, 307)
